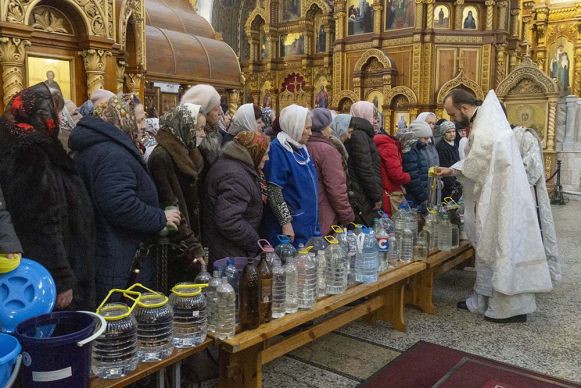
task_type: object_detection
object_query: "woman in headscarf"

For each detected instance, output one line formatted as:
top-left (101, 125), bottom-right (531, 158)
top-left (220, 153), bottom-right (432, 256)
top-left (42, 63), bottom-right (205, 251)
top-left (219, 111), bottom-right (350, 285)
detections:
top-left (262, 107), bottom-right (274, 135)
top-left (0, 83), bottom-right (96, 310)
top-left (344, 111), bottom-right (383, 226)
top-left (307, 108), bottom-right (354, 235)
top-left (224, 103), bottom-right (264, 143)
top-left (143, 117), bottom-right (160, 163)
top-left (204, 131), bottom-right (270, 262)
top-left (148, 105), bottom-right (206, 283)
top-left (436, 120), bottom-right (462, 201)
top-left (261, 104), bottom-right (318, 246)
top-left (401, 121), bottom-right (431, 211)
top-left (374, 122), bottom-right (411, 217)
top-left (416, 111), bottom-right (440, 168)
top-left (70, 94), bottom-right (180, 301)
top-left (350, 101), bottom-right (380, 133)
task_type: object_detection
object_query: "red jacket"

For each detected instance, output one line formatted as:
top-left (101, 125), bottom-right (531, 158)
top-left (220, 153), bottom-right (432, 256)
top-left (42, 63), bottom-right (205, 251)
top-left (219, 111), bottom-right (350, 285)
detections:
top-left (374, 134), bottom-right (411, 216)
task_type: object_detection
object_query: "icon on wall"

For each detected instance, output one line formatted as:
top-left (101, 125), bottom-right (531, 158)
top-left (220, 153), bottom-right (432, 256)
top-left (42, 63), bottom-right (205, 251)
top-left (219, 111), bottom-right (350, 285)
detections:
top-left (548, 38), bottom-right (572, 95)
top-left (386, 0), bottom-right (415, 30)
top-left (434, 5), bottom-right (450, 29)
top-left (348, 0), bottom-right (374, 35)
top-left (280, 33), bottom-right (304, 57)
top-left (27, 56), bottom-right (72, 100)
top-left (315, 17), bottom-right (326, 53)
top-left (280, 0), bottom-right (300, 21)
top-left (462, 6), bottom-right (477, 29)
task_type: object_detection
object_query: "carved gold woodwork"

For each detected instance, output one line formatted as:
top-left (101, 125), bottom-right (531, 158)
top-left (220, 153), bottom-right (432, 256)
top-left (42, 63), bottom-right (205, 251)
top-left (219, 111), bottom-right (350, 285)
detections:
top-left (482, 44), bottom-right (492, 90)
top-left (227, 89), bottom-right (241, 116)
top-left (485, 0), bottom-right (495, 31)
top-left (118, 0), bottom-right (146, 73)
top-left (125, 72), bottom-right (143, 95)
top-left (30, 6), bottom-right (74, 35)
top-left (436, 68), bottom-right (484, 105)
top-left (454, 0), bottom-right (464, 30)
top-left (0, 37), bottom-right (30, 107)
top-left (116, 60), bottom-right (127, 93)
top-left (425, 0), bottom-right (434, 29)
top-left (497, 1), bottom-right (508, 31)
top-left (80, 49), bottom-right (111, 97)
top-left (575, 47), bottom-right (581, 97)
top-left (495, 44), bottom-right (507, 87)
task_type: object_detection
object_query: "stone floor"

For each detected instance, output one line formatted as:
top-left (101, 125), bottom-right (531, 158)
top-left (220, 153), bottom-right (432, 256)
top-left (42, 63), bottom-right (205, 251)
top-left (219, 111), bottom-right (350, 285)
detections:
top-left (260, 202), bottom-right (581, 387)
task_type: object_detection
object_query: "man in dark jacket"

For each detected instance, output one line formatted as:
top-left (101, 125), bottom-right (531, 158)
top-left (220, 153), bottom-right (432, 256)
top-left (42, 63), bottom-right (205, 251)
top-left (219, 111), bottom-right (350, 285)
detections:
top-left (70, 99), bottom-right (176, 301)
top-left (436, 120), bottom-right (462, 200)
top-left (0, 184), bottom-right (22, 257)
top-left (345, 117), bottom-right (383, 225)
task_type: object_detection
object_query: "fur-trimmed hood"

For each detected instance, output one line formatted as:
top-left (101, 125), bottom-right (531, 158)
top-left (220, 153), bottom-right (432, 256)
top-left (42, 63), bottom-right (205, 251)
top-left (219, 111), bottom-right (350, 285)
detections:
top-left (155, 128), bottom-right (204, 178)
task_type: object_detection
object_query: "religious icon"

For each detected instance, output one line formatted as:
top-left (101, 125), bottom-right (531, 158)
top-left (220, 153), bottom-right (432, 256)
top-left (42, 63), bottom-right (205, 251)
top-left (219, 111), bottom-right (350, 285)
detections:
top-left (280, 0), bottom-right (300, 21)
top-left (394, 111), bottom-right (410, 131)
top-left (386, 0), bottom-right (415, 30)
top-left (262, 90), bottom-right (272, 108)
top-left (507, 102), bottom-right (547, 142)
top-left (366, 90), bottom-right (384, 113)
top-left (260, 29), bottom-right (268, 61)
top-left (315, 86), bottom-right (329, 108)
top-left (434, 5), bottom-right (450, 29)
top-left (316, 18), bottom-right (327, 53)
top-left (280, 33), bottom-right (304, 57)
top-left (27, 56), bottom-right (72, 100)
top-left (549, 40), bottom-right (572, 94)
top-left (347, 0), bottom-right (374, 35)
top-left (462, 7), bottom-right (477, 29)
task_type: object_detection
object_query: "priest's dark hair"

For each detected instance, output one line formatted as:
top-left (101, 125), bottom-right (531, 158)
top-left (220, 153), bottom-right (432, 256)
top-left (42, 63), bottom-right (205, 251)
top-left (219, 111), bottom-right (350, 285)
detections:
top-left (444, 89), bottom-right (482, 109)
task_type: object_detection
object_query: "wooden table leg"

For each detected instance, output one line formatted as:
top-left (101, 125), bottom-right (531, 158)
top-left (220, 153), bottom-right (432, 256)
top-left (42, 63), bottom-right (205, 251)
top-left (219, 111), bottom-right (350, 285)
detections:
top-left (377, 280), bottom-right (406, 332)
top-left (405, 270), bottom-right (436, 314)
top-left (219, 343), bottom-right (263, 388)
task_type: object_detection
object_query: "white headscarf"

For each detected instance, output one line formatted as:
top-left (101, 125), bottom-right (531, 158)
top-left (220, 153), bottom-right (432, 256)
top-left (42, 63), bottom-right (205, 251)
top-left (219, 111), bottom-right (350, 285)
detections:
top-left (180, 84), bottom-right (221, 114)
top-left (277, 104), bottom-right (309, 151)
top-left (416, 112), bottom-right (436, 123)
top-left (228, 103), bottom-right (256, 136)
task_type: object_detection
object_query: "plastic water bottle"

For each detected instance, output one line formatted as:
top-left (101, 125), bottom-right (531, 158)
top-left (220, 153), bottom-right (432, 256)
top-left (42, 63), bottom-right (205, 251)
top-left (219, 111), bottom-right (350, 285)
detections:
top-left (401, 228), bottom-right (414, 263)
top-left (271, 259), bottom-right (287, 319)
top-left (356, 228), bottom-right (379, 283)
top-left (132, 290), bottom-right (174, 362)
top-left (438, 213), bottom-right (452, 251)
top-left (387, 234), bottom-right (398, 267)
top-left (325, 236), bottom-right (348, 294)
top-left (224, 259), bottom-right (240, 324)
top-left (296, 247), bottom-right (317, 309)
top-left (316, 250), bottom-right (327, 298)
top-left (414, 230), bottom-right (429, 261)
top-left (215, 278), bottom-right (236, 340)
top-left (374, 219), bottom-right (389, 272)
top-left (406, 208), bottom-right (419, 241)
top-left (240, 259), bottom-right (260, 330)
top-left (451, 224), bottom-right (460, 249)
top-left (194, 256), bottom-right (211, 286)
top-left (206, 270), bottom-right (222, 333)
top-left (275, 235), bottom-right (297, 265)
top-left (346, 230), bottom-right (359, 286)
top-left (307, 231), bottom-right (328, 256)
top-left (284, 256), bottom-right (299, 314)
top-left (169, 283), bottom-right (208, 348)
top-left (332, 225), bottom-right (348, 253)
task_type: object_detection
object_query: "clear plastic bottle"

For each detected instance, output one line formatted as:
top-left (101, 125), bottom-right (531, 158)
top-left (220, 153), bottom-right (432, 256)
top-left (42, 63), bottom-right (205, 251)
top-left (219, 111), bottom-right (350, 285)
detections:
top-left (425, 211), bottom-right (438, 252)
top-left (284, 256), bottom-right (299, 314)
top-left (271, 258), bottom-right (287, 319)
top-left (437, 213), bottom-right (452, 251)
top-left (316, 250), bottom-right (327, 298)
top-left (131, 290), bottom-right (174, 362)
top-left (324, 236), bottom-right (348, 294)
top-left (451, 224), bottom-right (460, 249)
top-left (224, 259), bottom-right (240, 324)
top-left (374, 219), bottom-right (389, 273)
top-left (215, 278), bottom-right (236, 340)
top-left (194, 256), bottom-right (212, 286)
top-left (296, 247), bottom-right (317, 309)
top-left (387, 234), bottom-right (399, 268)
top-left (346, 230), bottom-right (359, 286)
top-left (275, 235), bottom-right (297, 265)
top-left (355, 228), bottom-right (379, 283)
top-left (414, 230), bottom-right (429, 261)
top-left (240, 259), bottom-right (260, 330)
top-left (307, 231), bottom-right (328, 253)
top-left (400, 228), bottom-right (414, 263)
top-left (206, 270), bottom-right (222, 333)
top-left (332, 225), bottom-right (348, 253)
top-left (169, 283), bottom-right (208, 348)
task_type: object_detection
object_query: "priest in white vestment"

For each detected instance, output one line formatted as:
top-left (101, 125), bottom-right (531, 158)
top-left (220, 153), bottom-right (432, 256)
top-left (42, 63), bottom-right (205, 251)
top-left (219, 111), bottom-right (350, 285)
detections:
top-left (438, 90), bottom-right (552, 323)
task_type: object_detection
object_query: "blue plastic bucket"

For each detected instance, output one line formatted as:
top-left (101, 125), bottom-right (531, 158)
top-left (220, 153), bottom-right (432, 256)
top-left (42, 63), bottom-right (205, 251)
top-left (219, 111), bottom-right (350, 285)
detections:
top-left (0, 333), bottom-right (21, 387)
top-left (15, 311), bottom-right (105, 387)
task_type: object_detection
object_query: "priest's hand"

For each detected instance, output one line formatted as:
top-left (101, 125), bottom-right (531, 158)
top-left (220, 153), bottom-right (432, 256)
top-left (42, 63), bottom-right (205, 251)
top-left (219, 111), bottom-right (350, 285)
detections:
top-left (435, 167), bottom-right (454, 177)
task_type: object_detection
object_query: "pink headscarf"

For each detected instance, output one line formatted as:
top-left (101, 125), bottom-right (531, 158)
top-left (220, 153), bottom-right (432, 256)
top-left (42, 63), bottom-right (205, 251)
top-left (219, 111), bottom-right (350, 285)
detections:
top-left (350, 101), bottom-right (378, 132)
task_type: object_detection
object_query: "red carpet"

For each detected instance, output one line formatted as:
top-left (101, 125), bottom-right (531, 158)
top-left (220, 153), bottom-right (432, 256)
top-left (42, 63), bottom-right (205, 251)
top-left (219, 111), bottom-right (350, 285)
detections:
top-left (359, 341), bottom-right (579, 388)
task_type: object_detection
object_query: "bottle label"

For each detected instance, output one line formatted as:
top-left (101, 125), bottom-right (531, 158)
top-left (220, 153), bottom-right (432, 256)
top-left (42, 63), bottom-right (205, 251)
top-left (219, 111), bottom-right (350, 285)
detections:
top-left (192, 310), bottom-right (199, 318)
top-left (261, 280), bottom-right (272, 303)
top-left (376, 237), bottom-right (389, 252)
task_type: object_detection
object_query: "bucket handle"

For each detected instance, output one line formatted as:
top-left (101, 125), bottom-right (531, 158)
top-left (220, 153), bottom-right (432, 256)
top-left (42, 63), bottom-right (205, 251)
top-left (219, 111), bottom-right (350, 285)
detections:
top-left (4, 354), bottom-right (21, 388)
top-left (76, 311), bottom-right (107, 348)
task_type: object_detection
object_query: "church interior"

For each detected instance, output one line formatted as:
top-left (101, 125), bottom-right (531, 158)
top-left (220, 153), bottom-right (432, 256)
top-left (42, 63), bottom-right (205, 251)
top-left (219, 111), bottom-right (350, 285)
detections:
top-left (0, 0), bottom-right (580, 386)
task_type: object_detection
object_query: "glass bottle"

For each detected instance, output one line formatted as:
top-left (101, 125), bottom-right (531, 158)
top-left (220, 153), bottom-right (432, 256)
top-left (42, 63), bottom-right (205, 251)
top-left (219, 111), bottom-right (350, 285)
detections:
top-left (194, 255), bottom-right (211, 286)
top-left (346, 230), bottom-right (359, 286)
top-left (284, 256), bottom-right (299, 314)
top-left (239, 259), bottom-right (260, 330)
top-left (437, 213), bottom-right (452, 251)
top-left (215, 278), bottom-right (236, 340)
top-left (271, 258), bottom-right (286, 319)
top-left (387, 234), bottom-right (398, 268)
top-left (258, 252), bottom-right (273, 324)
top-left (374, 219), bottom-right (389, 273)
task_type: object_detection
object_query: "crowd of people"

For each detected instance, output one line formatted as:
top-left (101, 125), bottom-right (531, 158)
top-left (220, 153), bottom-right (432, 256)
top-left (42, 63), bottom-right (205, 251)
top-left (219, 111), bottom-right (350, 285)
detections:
top-left (0, 82), bottom-right (558, 323)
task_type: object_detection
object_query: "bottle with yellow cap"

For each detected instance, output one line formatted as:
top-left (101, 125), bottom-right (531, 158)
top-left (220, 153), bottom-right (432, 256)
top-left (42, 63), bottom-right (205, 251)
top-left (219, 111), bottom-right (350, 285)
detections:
top-left (296, 246), bottom-right (317, 309)
top-left (169, 283), bottom-right (208, 348)
top-left (325, 236), bottom-right (348, 295)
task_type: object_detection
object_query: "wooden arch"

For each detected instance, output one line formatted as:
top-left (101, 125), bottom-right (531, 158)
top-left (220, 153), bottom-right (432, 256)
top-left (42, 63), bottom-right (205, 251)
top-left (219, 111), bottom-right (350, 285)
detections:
top-left (354, 49), bottom-right (393, 72)
top-left (436, 70), bottom-right (484, 105)
top-left (332, 89), bottom-right (359, 108)
top-left (24, 0), bottom-right (96, 37)
top-left (303, 0), bottom-right (333, 16)
top-left (244, 8), bottom-right (268, 36)
top-left (385, 86), bottom-right (418, 106)
top-left (496, 57), bottom-right (559, 98)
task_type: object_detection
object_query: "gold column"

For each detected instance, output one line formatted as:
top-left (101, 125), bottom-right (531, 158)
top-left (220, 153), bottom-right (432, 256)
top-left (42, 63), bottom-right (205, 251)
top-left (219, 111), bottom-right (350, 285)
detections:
top-left (116, 60), bottom-right (126, 94)
top-left (574, 47), bottom-right (581, 97)
top-left (485, 0), bottom-right (495, 31)
top-left (334, 3), bottom-right (346, 40)
top-left (547, 99), bottom-right (557, 151)
top-left (497, 1), bottom-right (508, 31)
top-left (373, 0), bottom-right (383, 34)
top-left (227, 89), bottom-right (240, 116)
top-left (80, 49), bottom-right (111, 98)
top-left (510, 4), bottom-right (520, 39)
top-left (454, 0), bottom-right (465, 30)
top-left (324, 25), bottom-right (333, 54)
top-left (415, 0), bottom-right (424, 30)
top-left (125, 72), bottom-right (143, 95)
top-left (426, 0), bottom-right (435, 29)
top-left (495, 44), bottom-right (507, 87)
top-left (0, 37), bottom-right (31, 107)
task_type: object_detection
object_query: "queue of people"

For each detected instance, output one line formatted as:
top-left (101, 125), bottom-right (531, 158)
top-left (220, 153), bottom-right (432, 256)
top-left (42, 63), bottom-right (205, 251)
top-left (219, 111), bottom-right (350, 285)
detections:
top-left (0, 83), bottom-right (558, 323)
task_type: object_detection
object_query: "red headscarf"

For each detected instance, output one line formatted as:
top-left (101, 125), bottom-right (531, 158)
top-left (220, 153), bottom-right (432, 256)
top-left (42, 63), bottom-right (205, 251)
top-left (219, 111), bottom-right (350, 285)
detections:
top-left (234, 131), bottom-right (270, 169)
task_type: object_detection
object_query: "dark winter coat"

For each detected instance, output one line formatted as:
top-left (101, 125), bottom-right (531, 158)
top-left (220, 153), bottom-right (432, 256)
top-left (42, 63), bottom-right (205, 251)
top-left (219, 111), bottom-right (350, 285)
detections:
top-left (374, 134), bottom-right (411, 215)
top-left (307, 133), bottom-right (355, 235)
top-left (147, 128), bottom-right (205, 284)
top-left (0, 185), bottom-right (22, 254)
top-left (70, 116), bottom-right (166, 301)
top-left (345, 117), bottom-right (383, 225)
top-left (203, 141), bottom-right (264, 263)
top-left (0, 123), bottom-right (96, 310)
top-left (436, 139), bottom-right (462, 200)
top-left (402, 141), bottom-right (429, 206)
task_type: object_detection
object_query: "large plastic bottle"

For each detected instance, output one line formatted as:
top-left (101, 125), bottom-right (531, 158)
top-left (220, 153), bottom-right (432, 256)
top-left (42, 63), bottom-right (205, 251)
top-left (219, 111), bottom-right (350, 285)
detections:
top-left (414, 230), bottom-right (429, 261)
top-left (332, 225), bottom-right (348, 253)
top-left (306, 230), bottom-right (328, 256)
top-left (275, 235), bottom-right (297, 265)
top-left (374, 219), bottom-right (389, 272)
top-left (324, 236), bottom-right (348, 295)
top-left (271, 258), bottom-right (286, 319)
top-left (239, 259), bottom-right (260, 330)
top-left (437, 212), bottom-right (452, 251)
top-left (169, 283), bottom-right (208, 348)
top-left (387, 234), bottom-right (398, 267)
top-left (257, 251), bottom-right (273, 324)
top-left (206, 270), bottom-right (222, 333)
top-left (194, 255), bottom-right (211, 286)
top-left (296, 246), bottom-right (317, 309)
top-left (400, 228), bottom-right (414, 263)
top-left (215, 278), bottom-right (236, 340)
top-left (223, 259), bottom-right (239, 324)
top-left (316, 250), bottom-right (327, 298)
top-left (346, 230), bottom-right (359, 286)
top-left (355, 228), bottom-right (379, 283)
top-left (284, 256), bottom-right (299, 314)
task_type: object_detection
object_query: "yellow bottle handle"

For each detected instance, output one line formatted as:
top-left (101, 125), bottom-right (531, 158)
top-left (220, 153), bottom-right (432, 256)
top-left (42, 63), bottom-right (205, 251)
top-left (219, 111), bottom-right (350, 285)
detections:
top-left (331, 225), bottom-right (344, 234)
top-left (298, 246), bottom-right (314, 255)
top-left (324, 235), bottom-right (339, 245)
top-left (125, 283), bottom-right (168, 308)
top-left (96, 289), bottom-right (142, 320)
top-left (171, 283), bottom-right (208, 297)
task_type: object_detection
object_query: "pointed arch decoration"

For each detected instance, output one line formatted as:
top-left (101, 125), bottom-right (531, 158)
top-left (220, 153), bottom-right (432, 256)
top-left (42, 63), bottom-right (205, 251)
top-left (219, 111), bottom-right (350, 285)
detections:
top-left (384, 86), bottom-right (418, 106)
top-left (354, 49), bottom-right (393, 72)
top-left (436, 69), bottom-right (484, 105)
top-left (244, 8), bottom-right (268, 36)
top-left (303, 0), bottom-right (333, 16)
top-left (332, 89), bottom-right (359, 108)
top-left (496, 57), bottom-right (559, 98)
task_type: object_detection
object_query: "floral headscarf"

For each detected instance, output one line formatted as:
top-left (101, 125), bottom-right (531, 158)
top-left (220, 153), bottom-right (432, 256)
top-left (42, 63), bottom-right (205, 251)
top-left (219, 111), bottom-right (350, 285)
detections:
top-left (234, 131), bottom-right (270, 169)
top-left (159, 103), bottom-right (202, 151)
top-left (94, 94), bottom-right (139, 143)
top-left (2, 83), bottom-right (60, 138)
top-left (395, 127), bottom-right (417, 153)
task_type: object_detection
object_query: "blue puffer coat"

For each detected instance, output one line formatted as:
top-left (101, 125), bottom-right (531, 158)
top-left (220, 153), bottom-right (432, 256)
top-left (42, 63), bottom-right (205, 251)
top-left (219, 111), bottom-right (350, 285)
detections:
top-left (402, 141), bottom-right (429, 206)
top-left (70, 116), bottom-right (166, 301)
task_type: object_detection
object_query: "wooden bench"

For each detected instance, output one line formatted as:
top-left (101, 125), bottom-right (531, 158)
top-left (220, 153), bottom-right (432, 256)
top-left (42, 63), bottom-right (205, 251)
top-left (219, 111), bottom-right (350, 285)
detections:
top-left (90, 338), bottom-right (212, 388)
top-left (405, 241), bottom-right (475, 314)
top-left (217, 261), bottom-right (427, 388)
